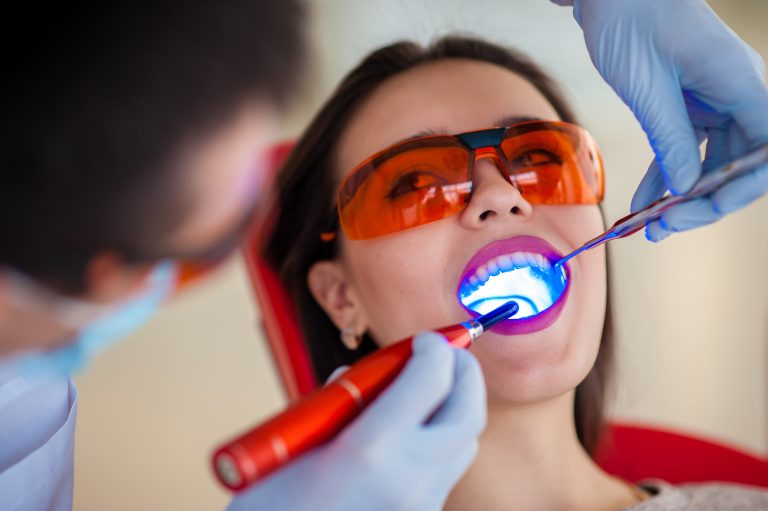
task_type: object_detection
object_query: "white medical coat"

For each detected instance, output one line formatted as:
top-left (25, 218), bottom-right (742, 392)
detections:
top-left (0, 362), bottom-right (77, 510)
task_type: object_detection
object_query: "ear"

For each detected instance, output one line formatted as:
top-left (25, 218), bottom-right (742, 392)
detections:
top-left (307, 260), bottom-right (368, 335)
top-left (81, 252), bottom-right (155, 303)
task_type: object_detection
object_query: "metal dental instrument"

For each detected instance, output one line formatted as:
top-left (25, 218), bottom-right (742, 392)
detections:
top-left (556, 143), bottom-right (768, 268)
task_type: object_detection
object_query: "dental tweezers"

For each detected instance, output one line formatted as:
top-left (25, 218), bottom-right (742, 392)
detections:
top-left (556, 143), bottom-right (768, 267)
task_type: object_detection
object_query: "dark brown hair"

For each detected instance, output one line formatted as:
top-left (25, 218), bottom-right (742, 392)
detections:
top-left (264, 35), bottom-right (614, 455)
top-left (1, 0), bottom-right (306, 292)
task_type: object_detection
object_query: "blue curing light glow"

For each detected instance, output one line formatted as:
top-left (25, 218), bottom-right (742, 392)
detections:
top-left (459, 261), bottom-right (567, 318)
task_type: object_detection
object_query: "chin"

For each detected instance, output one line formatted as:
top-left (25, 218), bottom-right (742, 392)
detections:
top-left (471, 314), bottom-right (603, 406)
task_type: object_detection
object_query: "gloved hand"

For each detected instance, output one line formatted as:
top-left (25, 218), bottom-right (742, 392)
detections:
top-left (226, 332), bottom-right (486, 511)
top-left (555, 0), bottom-right (768, 241)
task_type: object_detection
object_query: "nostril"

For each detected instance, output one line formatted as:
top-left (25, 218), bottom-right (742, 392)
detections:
top-left (479, 210), bottom-right (493, 221)
top-left (510, 206), bottom-right (521, 215)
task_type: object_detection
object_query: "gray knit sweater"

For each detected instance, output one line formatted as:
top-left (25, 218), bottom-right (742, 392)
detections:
top-left (625, 480), bottom-right (768, 510)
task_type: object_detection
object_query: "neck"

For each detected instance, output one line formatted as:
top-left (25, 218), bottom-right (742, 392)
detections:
top-left (444, 391), bottom-right (637, 511)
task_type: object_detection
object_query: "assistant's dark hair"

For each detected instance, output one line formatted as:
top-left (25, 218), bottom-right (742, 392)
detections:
top-left (264, 35), bottom-right (614, 455)
top-left (0, 0), bottom-right (307, 292)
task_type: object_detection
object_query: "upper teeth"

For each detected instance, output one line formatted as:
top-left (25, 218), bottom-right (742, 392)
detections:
top-left (461, 251), bottom-right (552, 296)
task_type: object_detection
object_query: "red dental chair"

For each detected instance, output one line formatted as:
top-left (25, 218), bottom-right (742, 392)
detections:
top-left (246, 142), bottom-right (768, 487)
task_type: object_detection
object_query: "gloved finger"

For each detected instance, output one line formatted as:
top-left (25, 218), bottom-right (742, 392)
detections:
top-left (634, 74), bottom-right (701, 194)
top-left (326, 365), bottom-right (350, 384)
top-left (730, 77), bottom-right (768, 150)
top-left (711, 164), bottom-right (768, 214)
top-left (409, 426), bottom-right (480, 467)
top-left (349, 331), bottom-right (455, 436)
top-left (631, 159), bottom-right (667, 212)
top-left (643, 170), bottom-right (767, 241)
top-left (409, 419), bottom-right (482, 465)
top-left (644, 219), bottom-right (671, 243)
top-left (743, 42), bottom-right (766, 79)
top-left (700, 125), bottom-right (732, 175)
top-left (401, 349), bottom-right (486, 462)
top-left (633, 129), bottom-right (710, 213)
top-left (657, 198), bottom-right (723, 233)
top-left (425, 348), bottom-right (486, 435)
top-left (645, 195), bottom-right (727, 242)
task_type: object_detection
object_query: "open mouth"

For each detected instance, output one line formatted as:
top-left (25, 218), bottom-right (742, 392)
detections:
top-left (457, 236), bottom-right (570, 335)
top-left (459, 252), bottom-right (566, 317)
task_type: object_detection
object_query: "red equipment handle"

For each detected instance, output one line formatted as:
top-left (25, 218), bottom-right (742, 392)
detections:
top-left (211, 323), bottom-right (471, 492)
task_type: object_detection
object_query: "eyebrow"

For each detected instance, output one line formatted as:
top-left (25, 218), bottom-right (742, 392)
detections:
top-left (394, 115), bottom-right (543, 145)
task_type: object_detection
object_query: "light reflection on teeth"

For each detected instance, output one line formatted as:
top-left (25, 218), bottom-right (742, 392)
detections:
top-left (462, 252), bottom-right (552, 292)
top-left (459, 251), bottom-right (566, 319)
top-left (498, 255), bottom-right (513, 271)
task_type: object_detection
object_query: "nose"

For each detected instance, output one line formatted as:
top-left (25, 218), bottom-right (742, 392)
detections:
top-left (459, 154), bottom-right (533, 229)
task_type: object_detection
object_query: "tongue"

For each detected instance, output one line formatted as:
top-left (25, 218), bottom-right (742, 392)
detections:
top-left (460, 265), bottom-right (566, 318)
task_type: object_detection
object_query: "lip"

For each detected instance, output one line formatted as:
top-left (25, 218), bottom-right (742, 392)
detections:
top-left (456, 235), bottom-right (571, 335)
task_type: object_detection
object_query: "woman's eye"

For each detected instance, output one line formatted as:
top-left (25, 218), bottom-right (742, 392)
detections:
top-left (509, 149), bottom-right (562, 168)
top-left (386, 171), bottom-right (446, 199)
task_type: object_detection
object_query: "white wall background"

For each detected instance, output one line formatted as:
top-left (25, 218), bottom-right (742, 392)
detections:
top-left (74, 1), bottom-right (768, 509)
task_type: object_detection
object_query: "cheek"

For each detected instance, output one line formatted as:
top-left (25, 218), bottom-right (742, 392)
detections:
top-left (553, 227), bottom-right (608, 389)
top-left (574, 246), bottom-right (608, 367)
top-left (550, 205), bottom-right (605, 246)
top-left (559, 206), bottom-right (607, 369)
top-left (561, 245), bottom-right (609, 394)
top-left (342, 231), bottom-right (454, 345)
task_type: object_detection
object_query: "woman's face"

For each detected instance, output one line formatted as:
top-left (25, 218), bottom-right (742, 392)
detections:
top-left (320, 59), bottom-right (606, 404)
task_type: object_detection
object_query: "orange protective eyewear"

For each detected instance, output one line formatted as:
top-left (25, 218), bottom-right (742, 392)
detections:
top-left (337, 120), bottom-right (604, 240)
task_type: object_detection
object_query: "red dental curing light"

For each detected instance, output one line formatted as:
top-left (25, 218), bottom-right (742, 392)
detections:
top-left (211, 301), bottom-right (518, 492)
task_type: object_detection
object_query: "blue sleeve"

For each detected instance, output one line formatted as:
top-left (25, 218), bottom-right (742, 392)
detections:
top-left (0, 364), bottom-right (77, 511)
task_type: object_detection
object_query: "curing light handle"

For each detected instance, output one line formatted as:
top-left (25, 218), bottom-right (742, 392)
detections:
top-left (212, 323), bottom-right (474, 492)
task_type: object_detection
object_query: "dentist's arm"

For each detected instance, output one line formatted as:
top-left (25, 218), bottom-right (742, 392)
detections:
top-left (226, 332), bottom-right (486, 511)
top-left (554, 0), bottom-right (768, 241)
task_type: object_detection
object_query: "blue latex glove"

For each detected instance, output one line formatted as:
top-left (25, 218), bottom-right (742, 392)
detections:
top-left (226, 332), bottom-right (486, 511)
top-left (555, 0), bottom-right (768, 241)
